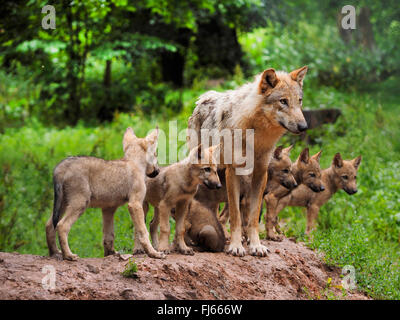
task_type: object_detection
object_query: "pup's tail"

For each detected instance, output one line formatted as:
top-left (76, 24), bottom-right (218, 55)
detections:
top-left (52, 178), bottom-right (63, 228)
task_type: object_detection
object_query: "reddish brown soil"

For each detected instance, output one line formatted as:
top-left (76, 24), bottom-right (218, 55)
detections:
top-left (0, 239), bottom-right (368, 300)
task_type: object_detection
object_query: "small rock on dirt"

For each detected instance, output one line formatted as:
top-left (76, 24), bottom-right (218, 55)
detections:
top-left (164, 292), bottom-right (179, 300)
top-left (120, 288), bottom-right (134, 299)
top-left (119, 254), bottom-right (132, 261)
top-left (86, 264), bottom-right (100, 274)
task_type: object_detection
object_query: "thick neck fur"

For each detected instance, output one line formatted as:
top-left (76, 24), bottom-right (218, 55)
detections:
top-left (229, 75), bottom-right (286, 153)
top-left (292, 160), bottom-right (303, 184)
top-left (175, 159), bottom-right (201, 193)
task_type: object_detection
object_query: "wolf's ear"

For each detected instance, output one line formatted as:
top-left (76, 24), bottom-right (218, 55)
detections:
top-left (123, 127), bottom-right (136, 152)
top-left (273, 146), bottom-right (283, 160)
top-left (352, 155), bottom-right (362, 169)
top-left (282, 145), bottom-right (293, 156)
top-left (146, 126), bottom-right (159, 145)
top-left (311, 150), bottom-right (322, 163)
top-left (299, 148), bottom-right (310, 164)
top-left (259, 68), bottom-right (279, 94)
top-left (290, 66), bottom-right (308, 88)
top-left (333, 153), bottom-right (343, 168)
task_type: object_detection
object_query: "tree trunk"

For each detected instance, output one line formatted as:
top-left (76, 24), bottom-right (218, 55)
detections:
top-left (98, 59), bottom-right (113, 121)
top-left (358, 7), bottom-right (375, 51)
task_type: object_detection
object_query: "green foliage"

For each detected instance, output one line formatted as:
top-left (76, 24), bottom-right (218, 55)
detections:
top-left (240, 21), bottom-right (400, 89)
top-left (122, 257), bottom-right (138, 278)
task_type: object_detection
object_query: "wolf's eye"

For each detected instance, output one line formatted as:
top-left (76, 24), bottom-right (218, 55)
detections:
top-left (203, 167), bottom-right (211, 172)
top-left (309, 172), bottom-right (316, 178)
top-left (282, 169), bottom-right (289, 174)
top-left (280, 99), bottom-right (289, 106)
top-left (342, 175), bottom-right (348, 180)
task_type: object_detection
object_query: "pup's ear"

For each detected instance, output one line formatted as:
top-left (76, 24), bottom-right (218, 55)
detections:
top-left (146, 126), bottom-right (159, 145)
top-left (209, 143), bottom-right (220, 155)
top-left (259, 68), bottom-right (279, 94)
top-left (352, 155), bottom-right (362, 169)
top-left (332, 153), bottom-right (343, 168)
top-left (299, 147), bottom-right (310, 164)
top-left (290, 66), bottom-right (308, 88)
top-left (189, 143), bottom-right (203, 163)
top-left (273, 146), bottom-right (283, 160)
top-left (123, 127), bottom-right (136, 152)
top-left (282, 145), bottom-right (293, 156)
top-left (311, 150), bottom-right (322, 163)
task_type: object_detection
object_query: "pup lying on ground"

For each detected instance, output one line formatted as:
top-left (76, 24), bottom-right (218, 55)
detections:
top-left (272, 152), bottom-right (361, 234)
top-left (183, 199), bottom-right (226, 252)
top-left (264, 147), bottom-right (325, 240)
top-left (143, 144), bottom-right (221, 255)
top-left (46, 127), bottom-right (164, 260)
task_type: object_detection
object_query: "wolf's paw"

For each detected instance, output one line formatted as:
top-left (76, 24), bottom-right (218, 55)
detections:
top-left (267, 234), bottom-right (283, 242)
top-left (226, 243), bottom-right (246, 257)
top-left (249, 244), bottom-right (269, 257)
top-left (63, 253), bottom-right (79, 261)
top-left (133, 248), bottom-right (145, 255)
top-left (177, 247), bottom-right (194, 256)
top-left (149, 251), bottom-right (166, 259)
top-left (50, 252), bottom-right (63, 261)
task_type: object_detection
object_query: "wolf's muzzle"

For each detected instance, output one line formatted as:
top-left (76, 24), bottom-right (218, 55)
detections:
top-left (204, 180), bottom-right (222, 189)
top-left (344, 188), bottom-right (357, 195)
top-left (310, 184), bottom-right (325, 192)
top-left (297, 122), bottom-right (308, 132)
top-left (147, 168), bottom-right (160, 178)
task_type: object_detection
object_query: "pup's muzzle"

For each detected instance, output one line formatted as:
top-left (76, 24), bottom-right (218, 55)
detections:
top-left (344, 188), bottom-right (357, 195)
top-left (147, 168), bottom-right (160, 178)
top-left (204, 180), bottom-right (222, 189)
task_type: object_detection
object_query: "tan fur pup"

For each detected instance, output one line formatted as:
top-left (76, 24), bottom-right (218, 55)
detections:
top-left (264, 147), bottom-right (325, 240)
top-left (188, 66), bottom-right (309, 256)
top-left (273, 153), bottom-right (361, 234)
top-left (143, 144), bottom-right (221, 255)
top-left (46, 127), bottom-right (164, 260)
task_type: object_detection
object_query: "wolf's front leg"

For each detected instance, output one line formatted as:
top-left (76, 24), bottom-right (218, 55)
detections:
top-left (173, 200), bottom-right (194, 255)
top-left (128, 199), bottom-right (165, 259)
top-left (265, 194), bottom-right (283, 241)
top-left (306, 205), bottom-right (320, 235)
top-left (247, 165), bottom-right (269, 256)
top-left (157, 201), bottom-right (171, 254)
top-left (226, 166), bottom-right (246, 256)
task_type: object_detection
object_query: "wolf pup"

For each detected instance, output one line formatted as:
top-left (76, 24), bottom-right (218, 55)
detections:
top-left (46, 127), bottom-right (164, 260)
top-left (143, 144), bottom-right (221, 255)
top-left (188, 66), bottom-right (309, 256)
top-left (272, 153), bottom-right (361, 234)
top-left (264, 147), bottom-right (325, 240)
top-left (184, 199), bottom-right (226, 252)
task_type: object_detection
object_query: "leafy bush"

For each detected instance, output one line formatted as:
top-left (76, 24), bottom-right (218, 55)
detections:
top-left (240, 22), bottom-right (399, 89)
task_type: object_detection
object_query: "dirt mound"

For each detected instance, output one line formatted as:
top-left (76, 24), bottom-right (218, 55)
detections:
top-left (0, 239), bottom-right (368, 300)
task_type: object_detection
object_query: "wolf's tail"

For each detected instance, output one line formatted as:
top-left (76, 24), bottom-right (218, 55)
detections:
top-left (52, 178), bottom-right (63, 228)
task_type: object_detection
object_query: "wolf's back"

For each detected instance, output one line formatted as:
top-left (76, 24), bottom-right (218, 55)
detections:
top-left (187, 90), bottom-right (223, 151)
